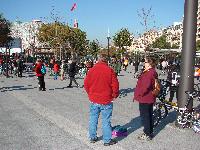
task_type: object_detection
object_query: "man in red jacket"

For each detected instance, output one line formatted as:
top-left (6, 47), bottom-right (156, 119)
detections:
top-left (84, 53), bottom-right (119, 146)
top-left (35, 59), bottom-right (46, 91)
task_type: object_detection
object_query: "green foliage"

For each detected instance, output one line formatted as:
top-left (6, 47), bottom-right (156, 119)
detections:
top-left (171, 44), bottom-right (179, 49)
top-left (0, 13), bottom-right (12, 47)
top-left (196, 40), bottom-right (200, 51)
top-left (37, 22), bottom-right (88, 56)
top-left (88, 40), bottom-right (100, 57)
top-left (151, 35), bottom-right (171, 49)
top-left (113, 28), bottom-right (133, 53)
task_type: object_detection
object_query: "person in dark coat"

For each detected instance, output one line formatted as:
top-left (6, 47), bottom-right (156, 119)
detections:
top-left (134, 61), bottom-right (139, 74)
top-left (167, 64), bottom-right (180, 103)
top-left (17, 58), bottom-right (23, 77)
top-left (67, 59), bottom-right (80, 88)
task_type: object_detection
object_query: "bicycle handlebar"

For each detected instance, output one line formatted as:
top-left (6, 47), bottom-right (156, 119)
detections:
top-left (185, 90), bottom-right (200, 99)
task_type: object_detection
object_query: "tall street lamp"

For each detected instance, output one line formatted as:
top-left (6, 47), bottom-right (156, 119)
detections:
top-left (107, 28), bottom-right (111, 60)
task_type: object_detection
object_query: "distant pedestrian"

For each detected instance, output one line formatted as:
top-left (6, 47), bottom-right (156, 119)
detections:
top-left (17, 58), bottom-right (23, 77)
top-left (67, 59), bottom-right (80, 88)
top-left (167, 64), bottom-right (180, 103)
top-left (84, 53), bottom-right (119, 146)
top-left (35, 59), bottom-right (46, 91)
top-left (60, 60), bottom-right (66, 81)
top-left (134, 61), bottom-right (139, 74)
top-left (53, 61), bottom-right (60, 80)
top-left (134, 56), bottom-right (158, 141)
top-left (123, 58), bottom-right (129, 71)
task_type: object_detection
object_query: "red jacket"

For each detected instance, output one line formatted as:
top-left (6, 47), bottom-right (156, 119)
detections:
top-left (35, 63), bottom-right (43, 77)
top-left (134, 68), bottom-right (158, 104)
top-left (84, 61), bottom-right (119, 105)
top-left (54, 63), bottom-right (60, 73)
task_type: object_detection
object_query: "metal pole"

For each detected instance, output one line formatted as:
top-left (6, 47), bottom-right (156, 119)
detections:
top-left (60, 45), bottom-right (62, 60)
top-left (107, 37), bottom-right (110, 59)
top-left (178, 0), bottom-right (198, 112)
top-left (5, 47), bottom-right (8, 78)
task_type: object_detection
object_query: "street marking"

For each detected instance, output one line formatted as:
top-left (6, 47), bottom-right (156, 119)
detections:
top-left (10, 91), bottom-right (125, 150)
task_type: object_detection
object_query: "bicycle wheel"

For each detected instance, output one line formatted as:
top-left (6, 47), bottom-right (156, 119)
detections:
top-left (160, 103), bottom-right (168, 119)
top-left (153, 103), bottom-right (161, 128)
top-left (194, 83), bottom-right (200, 91)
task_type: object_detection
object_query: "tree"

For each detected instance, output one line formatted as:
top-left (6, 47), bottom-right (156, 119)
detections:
top-left (137, 7), bottom-right (155, 32)
top-left (151, 35), bottom-right (171, 49)
top-left (196, 40), bottom-right (200, 51)
top-left (171, 43), bottom-right (179, 49)
top-left (68, 28), bottom-right (88, 57)
top-left (37, 22), bottom-right (88, 58)
top-left (88, 40), bottom-right (100, 58)
top-left (113, 28), bottom-right (133, 54)
top-left (0, 13), bottom-right (12, 47)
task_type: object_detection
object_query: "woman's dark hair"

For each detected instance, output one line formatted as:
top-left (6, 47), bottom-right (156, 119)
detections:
top-left (145, 56), bottom-right (157, 68)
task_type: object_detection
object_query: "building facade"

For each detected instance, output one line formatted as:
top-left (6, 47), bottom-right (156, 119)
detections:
top-left (129, 2), bottom-right (200, 52)
top-left (11, 20), bottom-right (42, 56)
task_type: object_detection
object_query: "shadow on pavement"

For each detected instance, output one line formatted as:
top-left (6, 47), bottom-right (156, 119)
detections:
top-left (0, 85), bottom-right (36, 92)
top-left (154, 111), bottom-right (177, 136)
top-left (114, 116), bottom-right (142, 142)
top-left (119, 88), bottom-right (134, 98)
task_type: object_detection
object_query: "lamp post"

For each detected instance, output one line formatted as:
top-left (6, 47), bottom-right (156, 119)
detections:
top-left (5, 47), bottom-right (8, 78)
top-left (178, 0), bottom-right (198, 112)
top-left (107, 28), bottom-right (111, 60)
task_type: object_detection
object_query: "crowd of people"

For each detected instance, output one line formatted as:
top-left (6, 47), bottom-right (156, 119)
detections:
top-left (1, 53), bottom-right (200, 146)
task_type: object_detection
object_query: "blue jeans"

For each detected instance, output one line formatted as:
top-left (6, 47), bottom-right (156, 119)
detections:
top-left (89, 102), bottom-right (113, 143)
top-left (54, 72), bottom-right (58, 80)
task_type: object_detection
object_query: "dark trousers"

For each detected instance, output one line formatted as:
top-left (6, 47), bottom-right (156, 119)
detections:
top-left (139, 103), bottom-right (153, 136)
top-left (134, 66), bottom-right (138, 73)
top-left (69, 77), bottom-right (79, 86)
top-left (38, 76), bottom-right (45, 90)
top-left (18, 69), bottom-right (22, 77)
top-left (169, 86), bottom-right (178, 102)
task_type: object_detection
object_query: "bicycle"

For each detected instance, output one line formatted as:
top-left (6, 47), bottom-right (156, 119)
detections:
top-left (153, 79), bottom-right (170, 127)
top-left (153, 89), bottom-right (200, 131)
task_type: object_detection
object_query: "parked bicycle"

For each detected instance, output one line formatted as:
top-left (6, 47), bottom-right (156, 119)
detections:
top-left (153, 89), bottom-right (200, 131)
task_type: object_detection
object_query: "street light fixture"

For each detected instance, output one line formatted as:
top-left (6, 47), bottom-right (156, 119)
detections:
top-left (107, 28), bottom-right (111, 60)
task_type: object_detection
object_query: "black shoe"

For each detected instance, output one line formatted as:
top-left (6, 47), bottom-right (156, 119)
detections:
top-left (104, 139), bottom-right (117, 146)
top-left (90, 137), bottom-right (98, 143)
top-left (67, 85), bottom-right (72, 88)
top-left (42, 89), bottom-right (46, 91)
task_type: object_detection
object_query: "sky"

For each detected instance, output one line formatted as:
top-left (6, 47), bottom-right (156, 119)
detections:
top-left (0, 0), bottom-right (185, 46)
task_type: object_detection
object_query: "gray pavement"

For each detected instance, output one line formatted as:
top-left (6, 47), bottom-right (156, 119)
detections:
top-left (0, 66), bottom-right (200, 150)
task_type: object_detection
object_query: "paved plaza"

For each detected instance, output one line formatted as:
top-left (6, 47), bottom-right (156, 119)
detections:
top-left (0, 67), bottom-right (200, 150)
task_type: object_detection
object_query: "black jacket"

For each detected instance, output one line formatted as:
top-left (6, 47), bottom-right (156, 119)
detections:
top-left (68, 62), bottom-right (77, 77)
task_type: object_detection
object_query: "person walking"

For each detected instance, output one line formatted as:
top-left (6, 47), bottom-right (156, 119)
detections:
top-left (134, 56), bottom-right (158, 141)
top-left (35, 59), bottom-right (46, 91)
top-left (17, 58), bottom-right (23, 77)
top-left (53, 61), bottom-right (60, 80)
top-left (67, 59), bottom-right (80, 88)
top-left (134, 60), bottom-right (139, 74)
top-left (84, 53), bottom-right (119, 146)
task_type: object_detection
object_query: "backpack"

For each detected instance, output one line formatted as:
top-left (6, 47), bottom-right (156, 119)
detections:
top-left (41, 65), bottom-right (46, 75)
top-left (112, 125), bottom-right (128, 137)
top-left (152, 79), bottom-right (161, 96)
